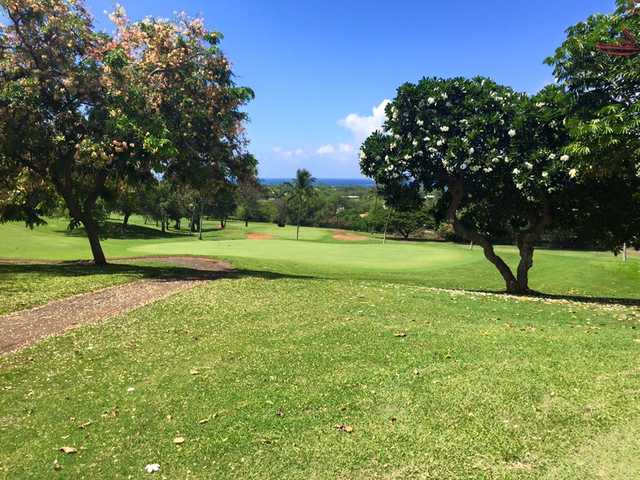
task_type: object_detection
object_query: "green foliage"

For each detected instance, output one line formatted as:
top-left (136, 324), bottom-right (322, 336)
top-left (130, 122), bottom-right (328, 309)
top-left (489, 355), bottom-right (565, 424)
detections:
top-left (545, 0), bottom-right (640, 250)
top-left (0, 1), bottom-right (255, 264)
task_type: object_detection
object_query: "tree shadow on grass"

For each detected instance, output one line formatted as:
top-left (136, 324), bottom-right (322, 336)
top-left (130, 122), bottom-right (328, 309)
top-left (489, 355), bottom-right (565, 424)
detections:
top-left (459, 288), bottom-right (640, 308)
top-left (1, 260), bottom-right (638, 308)
top-left (0, 260), bottom-right (313, 284)
top-left (56, 221), bottom-right (192, 240)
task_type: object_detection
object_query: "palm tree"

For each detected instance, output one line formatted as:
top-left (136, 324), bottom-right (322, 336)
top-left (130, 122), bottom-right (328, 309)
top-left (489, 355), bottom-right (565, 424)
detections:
top-left (285, 169), bottom-right (316, 240)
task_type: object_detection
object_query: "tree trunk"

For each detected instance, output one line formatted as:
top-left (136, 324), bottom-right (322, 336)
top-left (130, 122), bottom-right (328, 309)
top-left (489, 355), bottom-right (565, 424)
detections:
top-left (383, 210), bottom-right (390, 244)
top-left (54, 175), bottom-right (107, 266)
top-left (245, 218), bottom-right (249, 227)
top-left (82, 215), bottom-right (107, 266)
top-left (446, 179), bottom-right (521, 293)
top-left (122, 212), bottom-right (130, 233)
top-left (296, 204), bottom-right (301, 241)
top-left (516, 238), bottom-right (535, 294)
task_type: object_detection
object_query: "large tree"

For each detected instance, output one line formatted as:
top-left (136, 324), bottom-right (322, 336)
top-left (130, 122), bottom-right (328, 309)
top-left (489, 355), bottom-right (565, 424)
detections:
top-left (360, 77), bottom-right (583, 294)
top-left (0, 1), bottom-right (254, 264)
top-left (546, 0), bottom-right (640, 251)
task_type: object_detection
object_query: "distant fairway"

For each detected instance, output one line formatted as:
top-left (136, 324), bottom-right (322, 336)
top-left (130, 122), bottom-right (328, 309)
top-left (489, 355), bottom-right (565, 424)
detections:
top-left (1, 216), bottom-right (638, 299)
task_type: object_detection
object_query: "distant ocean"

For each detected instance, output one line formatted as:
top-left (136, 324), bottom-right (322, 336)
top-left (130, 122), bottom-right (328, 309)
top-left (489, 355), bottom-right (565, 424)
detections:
top-left (260, 178), bottom-right (375, 188)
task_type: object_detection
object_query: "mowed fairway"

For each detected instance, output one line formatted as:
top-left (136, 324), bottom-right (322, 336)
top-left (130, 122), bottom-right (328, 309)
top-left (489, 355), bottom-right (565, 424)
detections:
top-left (1, 218), bottom-right (640, 479)
top-left (1, 217), bottom-right (639, 300)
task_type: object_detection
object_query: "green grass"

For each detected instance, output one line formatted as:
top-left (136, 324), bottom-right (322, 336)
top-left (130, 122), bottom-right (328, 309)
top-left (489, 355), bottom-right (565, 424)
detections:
top-left (0, 261), bottom-right (217, 316)
top-left (1, 216), bottom-right (638, 302)
top-left (1, 216), bottom-right (640, 478)
top-left (1, 277), bottom-right (639, 479)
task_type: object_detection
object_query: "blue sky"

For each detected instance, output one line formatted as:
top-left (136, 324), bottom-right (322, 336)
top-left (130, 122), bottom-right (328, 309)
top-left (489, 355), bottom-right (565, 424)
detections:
top-left (86, 0), bottom-right (614, 178)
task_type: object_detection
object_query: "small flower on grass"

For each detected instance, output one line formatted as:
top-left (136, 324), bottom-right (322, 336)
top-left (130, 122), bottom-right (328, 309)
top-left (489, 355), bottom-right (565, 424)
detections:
top-left (144, 463), bottom-right (160, 474)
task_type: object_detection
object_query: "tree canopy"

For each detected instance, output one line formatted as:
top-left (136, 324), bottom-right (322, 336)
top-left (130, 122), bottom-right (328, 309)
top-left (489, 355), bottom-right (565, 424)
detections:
top-left (359, 77), bottom-right (605, 293)
top-left (0, 0), bottom-right (255, 264)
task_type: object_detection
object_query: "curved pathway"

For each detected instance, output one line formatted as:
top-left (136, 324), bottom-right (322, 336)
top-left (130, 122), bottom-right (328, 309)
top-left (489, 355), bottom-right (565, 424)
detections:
top-left (0, 256), bottom-right (232, 354)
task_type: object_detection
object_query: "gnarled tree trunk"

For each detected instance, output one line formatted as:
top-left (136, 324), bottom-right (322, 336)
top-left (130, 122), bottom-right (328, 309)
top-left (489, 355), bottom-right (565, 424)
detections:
top-left (447, 179), bottom-right (521, 294)
top-left (515, 205), bottom-right (552, 294)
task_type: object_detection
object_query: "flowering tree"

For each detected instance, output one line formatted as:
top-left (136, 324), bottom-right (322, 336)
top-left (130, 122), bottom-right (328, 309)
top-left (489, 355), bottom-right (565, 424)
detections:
top-left (360, 77), bottom-right (581, 294)
top-left (0, 1), bottom-right (254, 264)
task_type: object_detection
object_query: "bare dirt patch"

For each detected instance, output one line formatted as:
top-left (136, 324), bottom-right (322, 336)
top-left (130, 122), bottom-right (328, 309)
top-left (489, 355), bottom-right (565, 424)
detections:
top-left (332, 230), bottom-right (368, 241)
top-left (247, 232), bottom-right (273, 240)
top-left (0, 256), bottom-right (232, 354)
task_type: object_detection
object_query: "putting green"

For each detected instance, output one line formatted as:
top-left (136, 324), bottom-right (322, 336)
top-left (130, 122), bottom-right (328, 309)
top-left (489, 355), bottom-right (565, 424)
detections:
top-left (130, 239), bottom-right (472, 271)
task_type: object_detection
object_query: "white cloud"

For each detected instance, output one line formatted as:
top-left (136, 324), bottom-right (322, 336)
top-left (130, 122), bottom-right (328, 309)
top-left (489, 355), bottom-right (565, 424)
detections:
top-left (316, 144), bottom-right (336, 155)
top-left (273, 146), bottom-right (306, 158)
top-left (316, 143), bottom-right (354, 156)
top-left (339, 99), bottom-right (390, 142)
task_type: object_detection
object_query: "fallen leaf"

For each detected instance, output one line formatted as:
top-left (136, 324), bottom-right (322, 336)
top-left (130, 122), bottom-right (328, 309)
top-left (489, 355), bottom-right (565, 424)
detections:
top-left (335, 424), bottom-right (354, 433)
top-left (173, 436), bottom-right (185, 445)
top-left (79, 421), bottom-right (92, 430)
top-left (198, 418), bottom-right (210, 425)
top-left (276, 409), bottom-right (285, 417)
top-left (394, 332), bottom-right (407, 338)
top-left (59, 446), bottom-right (77, 454)
top-left (190, 369), bottom-right (200, 375)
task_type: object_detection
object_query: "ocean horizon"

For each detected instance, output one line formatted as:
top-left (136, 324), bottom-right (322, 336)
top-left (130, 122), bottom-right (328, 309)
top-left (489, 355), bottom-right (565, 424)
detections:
top-left (260, 177), bottom-right (375, 188)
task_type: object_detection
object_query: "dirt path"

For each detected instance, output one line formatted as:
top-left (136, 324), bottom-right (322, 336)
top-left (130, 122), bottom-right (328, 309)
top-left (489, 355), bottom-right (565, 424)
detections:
top-left (332, 230), bottom-right (368, 241)
top-left (0, 256), bottom-right (232, 354)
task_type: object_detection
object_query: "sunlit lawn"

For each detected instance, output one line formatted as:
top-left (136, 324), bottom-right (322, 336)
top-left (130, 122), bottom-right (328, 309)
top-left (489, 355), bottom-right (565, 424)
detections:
top-left (1, 276), bottom-right (640, 479)
top-left (1, 216), bottom-right (638, 301)
top-left (1, 217), bottom-right (640, 479)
